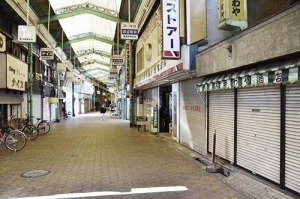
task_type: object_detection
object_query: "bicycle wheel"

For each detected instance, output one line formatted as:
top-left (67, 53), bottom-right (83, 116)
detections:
top-left (38, 121), bottom-right (51, 134)
top-left (5, 131), bottom-right (27, 152)
top-left (22, 125), bottom-right (39, 140)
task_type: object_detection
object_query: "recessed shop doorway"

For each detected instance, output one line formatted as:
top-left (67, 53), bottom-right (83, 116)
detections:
top-left (159, 85), bottom-right (172, 132)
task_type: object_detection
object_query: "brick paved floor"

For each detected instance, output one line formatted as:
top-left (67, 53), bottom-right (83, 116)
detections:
top-left (0, 112), bottom-right (256, 199)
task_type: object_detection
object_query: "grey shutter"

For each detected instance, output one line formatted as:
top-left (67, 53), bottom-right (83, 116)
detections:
top-left (179, 79), bottom-right (206, 154)
top-left (237, 86), bottom-right (280, 183)
top-left (285, 85), bottom-right (300, 193)
top-left (209, 90), bottom-right (234, 162)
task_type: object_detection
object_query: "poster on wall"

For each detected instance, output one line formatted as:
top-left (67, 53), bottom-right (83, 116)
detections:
top-left (162, 0), bottom-right (180, 59)
top-left (6, 54), bottom-right (28, 91)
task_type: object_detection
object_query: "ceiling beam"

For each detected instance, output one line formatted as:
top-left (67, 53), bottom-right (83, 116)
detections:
top-left (56, 32), bottom-right (124, 48)
top-left (68, 49), bottom-right (111, 60)
top-left (38, 4), bottom-right (127, 24)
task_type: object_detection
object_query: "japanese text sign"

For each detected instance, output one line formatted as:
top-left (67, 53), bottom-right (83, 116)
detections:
top-left (112, 55), bottom-right (124, 65)
top-left (121, 22), bottom-right (139, 40)
top-left (125, 42), bottom-right (131, 85)
top-left (162, 0), bottom-right (180, 59)
top-left (6, 54), bottom-right (28, 91)
top-left (41, 48), bottom-right (54, 60)
top-left (18, 25), bottom-right (37, 43)
top-left (229, 0), bottom-right (245, 19)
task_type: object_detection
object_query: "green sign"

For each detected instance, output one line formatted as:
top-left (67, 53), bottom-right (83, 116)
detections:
top-left (153, 108), bottom-right (158, 128)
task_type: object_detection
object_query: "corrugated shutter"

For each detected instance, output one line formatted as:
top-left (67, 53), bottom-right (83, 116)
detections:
top-left (285, 84), bottom-right (300, 193)
top-left (237, 86), bottom-right (280, 183)
top-left (43, 97), bottom-right (50, 121)
top-left (32, 94), bottom-right (42, 123)
top-left (209, 90), bottom-right (234, 162)
top-left (179, 79), bottom-right (206, 154)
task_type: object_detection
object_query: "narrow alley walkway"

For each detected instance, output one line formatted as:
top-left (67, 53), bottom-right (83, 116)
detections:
top-left (0, 113), bottom-right (290, 199)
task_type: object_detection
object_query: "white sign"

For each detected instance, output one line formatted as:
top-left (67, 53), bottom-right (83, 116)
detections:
top-left (7, 54), bottom-right (28, 91)
top-left (57, 63), bottom-right (67, 72)
top-left (121, 22), bottom-right (138, 40)
top-left (18, 25), bottom-right (37, 43)
top-left (112, 55), bottom-right (124, 65)
top-left (162, 0), bottom-right (180, 59)
top-left (41, 48), bottom-right (54, 60)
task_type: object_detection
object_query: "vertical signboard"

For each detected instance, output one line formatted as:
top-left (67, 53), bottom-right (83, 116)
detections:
top-left (218, 0), bottom-right (247, 30)
top-left (125, 41), bottom-right (131, 85)
top-left (162, 0), bottom-right (180, 59)
top-left (153, 107), bottom-right (158, 128)
top-left (6, 54), bottom-right (28, 91)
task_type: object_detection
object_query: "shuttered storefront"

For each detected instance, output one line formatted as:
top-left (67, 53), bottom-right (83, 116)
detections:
top-left (43, 97), bottom-right (50, 121)
top-left (237, 86), bottom-right (280, 183)
top-left (179, 79), bottom-right (206, 154)
top-left (285, 85), bottom-right (300, 193)
top-left (209, 90), bottom-right (234, 162)
top-left (32, 94), bottom-right (42, 123)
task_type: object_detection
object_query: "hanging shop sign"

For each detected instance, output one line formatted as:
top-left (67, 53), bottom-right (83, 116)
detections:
top-left (6, 54), bottom-right (28, 91)
top-left (18, 25), bottom-right (37, 43)
top-left (218, 0), bottom-right (248, 31)
top-left (57, 63), bottom-right (67, 72)
top-left (162, 0), bottom-right (180, 59)
top-left (121, 22), bottom-right (139, 40)
top-left (110, 69), bottom-right (118, 76)
top-left (125, 41), bottom-right (131, 85)
top-left (41, 48), bottom-right (54, 60)
top-left (112, 55), bottom-right (124, 65)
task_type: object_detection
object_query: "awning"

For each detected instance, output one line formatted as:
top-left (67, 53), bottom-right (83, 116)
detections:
top-left (196, 60), bottom-right (300, 92)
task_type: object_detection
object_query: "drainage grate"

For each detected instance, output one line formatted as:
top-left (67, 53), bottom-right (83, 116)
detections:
top-left (21, 170), bottom-right (50, 178)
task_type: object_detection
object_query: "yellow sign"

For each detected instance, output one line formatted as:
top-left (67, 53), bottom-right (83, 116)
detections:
top-left (228, 0), bottom-right (245, 19)
top-left (219, 0), bottom-right (226, 22)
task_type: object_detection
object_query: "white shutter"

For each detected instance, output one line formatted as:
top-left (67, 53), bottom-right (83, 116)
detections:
top-left (237, 86), bottom-right (280, 183)
top-left (43, 97), bottom-right (50, 121)
top-left (285, 84), bottom-right (300, 193)
top-left (209, 90), bottom-right (234, 162)
top-left (32, 94), bottom-right (42, 123)
top-left (179, 79), bottom-right (206, 154)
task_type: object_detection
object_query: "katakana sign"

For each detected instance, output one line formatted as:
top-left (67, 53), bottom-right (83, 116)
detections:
top-left (41, 48), bottom-right (54, 60)
top-left (121, 22), bottom-right (139, 40)
top-left (6, 54), bottom-right (28, 91)
top-left (112, 55), bottom-right (124, 65)
top-left (162, 0), bottom-right (180, 59)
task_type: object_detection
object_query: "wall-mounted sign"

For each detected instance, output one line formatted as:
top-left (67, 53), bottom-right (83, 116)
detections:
top-left (41, 48), bottom-right (54, 60)
top-left (218, 0), bottom-right (248, 30)
top-left (162, 0), bottom-right (180, 59)
top-left (18, 25), bottom-right (37, 43)
top-left (6, 54), bottom-right (28, 91)
top-left (125, 41), bottom-right (131, 85)
top-left (0, 33), bottom-right (6, 52)
top-left (121, 22), bottom-right (138, 40)
top-left (112, 55), bottom-right (124, 65)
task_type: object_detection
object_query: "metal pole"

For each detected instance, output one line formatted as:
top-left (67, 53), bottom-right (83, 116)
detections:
top-left (56, 70), bottom-right (60, 122)
top-left (212, 131), bottom-right (216, 164)
top-left (72, 82), bottom-right (75, 117)
top-left (29, 43), bottom-right (33, 125)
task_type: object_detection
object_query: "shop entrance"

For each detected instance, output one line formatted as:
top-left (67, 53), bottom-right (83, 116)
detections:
top-left (159, 85), bottom-right (172, 132)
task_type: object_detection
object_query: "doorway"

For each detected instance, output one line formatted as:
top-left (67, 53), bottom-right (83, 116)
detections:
top-left (159, 85), bottom-right (172, 132)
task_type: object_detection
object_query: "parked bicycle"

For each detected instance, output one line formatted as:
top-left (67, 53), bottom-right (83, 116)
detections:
top-left (10, 115), bottom-right (39, 140)
top-left (0, 128), bottom-right (27, 152)
top-left (110, 110), bottom-right (121, 118)
top-left (24, 115), bottom-right (51, 135)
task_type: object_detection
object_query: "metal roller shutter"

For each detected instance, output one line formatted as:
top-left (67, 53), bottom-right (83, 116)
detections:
top-left (209, 90), bottom-right (234, 162)
top-left (237, 86), bottom-right (280, 183)
top-left (285, 84), bottom-right (300, 193)
top-left (32, 94), bottom-right (42, 123)
top-left (179, 79), bottom-right (206, 154)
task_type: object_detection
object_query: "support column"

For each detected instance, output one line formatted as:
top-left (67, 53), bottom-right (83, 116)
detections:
top-left (72, 82), bottom-right (75, 117)
top-left (29, 43), bottom-right (33, 125)
top-left (56, 70), bottom-right (60, 122)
